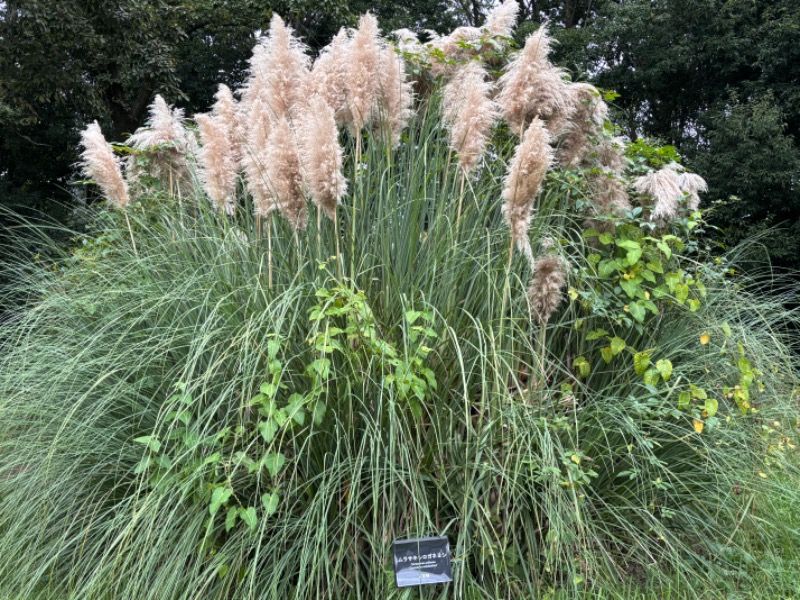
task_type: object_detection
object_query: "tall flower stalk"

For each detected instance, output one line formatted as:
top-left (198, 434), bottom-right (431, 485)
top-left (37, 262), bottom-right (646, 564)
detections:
top-left (79, 121), bottom-right (137, 255)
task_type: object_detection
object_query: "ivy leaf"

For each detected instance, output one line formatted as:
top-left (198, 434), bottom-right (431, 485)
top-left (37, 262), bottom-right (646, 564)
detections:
top-left (259, 420), bottom-right (278, 444)
top-left (598, 232), bottom-right (614, 245)
top-left (609, 337), bottom-right (626, 356)
top-left (574, 356), bottom-right (591, 378)
top-left (646, 259), bottom-right (664, 274)
top-left (619, 279), bottom-right (639, 299)
top-left (238, 507), bottom-right (258, 532)
top-left (643, 368), bottom-right (661, 386)
top-left (267, 338), bottom-right (281, 359)
top-left (628, 302), bottom-right (646, 323)
top-left (225, 507), bottom-right (238, 532)
top-left (678, 391), bottom-right (691, 410)
top-left (312, 401), bottom-right (326, 426)
top-left (601, 346), bottom-right (613, 364)
top-left (586, 328), bottom-right (609, 341)
top-left (693, 419), bottom-right (704, 434)
top-left (633, 352), bottom-right (651, 375)
top-left (704, 398), bottom-right (719, 418)
top-left (263, 452), bottom-right (286, 477)
top-left (655, 359), bottom-right (673, 382)
top-left (626, 247), bottom-right (643, 265)
top-left (261, 492), bottom-right (280, 517)
top-left (209, 486), bottom-right (233, 516)
top-left (133, 435), bottom-right (161, 453)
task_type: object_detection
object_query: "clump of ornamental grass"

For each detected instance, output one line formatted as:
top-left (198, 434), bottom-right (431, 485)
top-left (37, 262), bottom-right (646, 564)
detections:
top-left (2, 11), bottom-right (799, 600)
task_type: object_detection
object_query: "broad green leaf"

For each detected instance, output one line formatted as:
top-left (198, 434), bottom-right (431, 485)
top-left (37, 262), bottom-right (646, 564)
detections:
top-left (601, 346), bottom-right (613, 364)
top-left (209, 486), bottom-right (233, 516)
top-left (646, 259), bottom-right (664, 274)
top-left (259, 420), bottom-right (278, 443)
top-left (655, 359), bottom-right (673, 382)
top-left (312, 401), bottom-right (326, 426)
top-left (225, 507), bottom-right (238, 532)
top-left (628, 302), bottom-right (646, 323)
top-left (574, 356), bottom-right (591, 378)
top-left (263, 452), bottom-right (286, 477)
top-left (678, 391), bottom-right (691, 410)
top-left (619, 279), bottom-right (639, 298)
top-left (704, 398), bottom-right (719, 418)
top-left (262, 492), bottom-right (280, 517)
top-left (267, 338), bottom-right (281, 359)
top-left (643, 368), bottom-right (660, 386)
top-left (626, 248), bottom-right (643, 265)
top-left (633, 352), bottom-right (651, 375)
top-left (586, 328), bottom-right (608, 341)
top-left (599, 232), bottom-right (614, 245)
top-left (722, 322), bottom-right (732, 338)
top-left (657, 242), bottom-right (672, 259)
top-left (133, 435), bottom-right (161, 453)
top-left (609, 337), bottom-right (626, 355)
top-left (238, 507), bottom-right (258, 531)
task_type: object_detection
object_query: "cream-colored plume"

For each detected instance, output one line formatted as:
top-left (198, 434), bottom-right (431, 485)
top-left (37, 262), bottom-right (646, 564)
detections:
top-left (442, 62), bottom-right (498, 175)
top-left (558, 83), bottom-right (609, 168)
top-left (587, 137), bottom-right (631, 216)
top-left (392, 28), bottom-right (422, 54)
top-left (633, 162), bottom-right (684, 222)
top-left (376, 46), bottom-right (414, 147)
top-left (241, 14), bottom-right (310, 124)
top-left (242, 98), bottom-right (276, 218)
top-left (126, 95), bottom-right (196, 193)
top-left (298, 97), bottom-right (347, 219)
top-left (527, 256), bottom-right (566, 325)
top-left (346, 13), bottom-right (382, 130)
top-left (309, 28), bottom-right (352, 126)
top-left (265, 117), bottom-right (306, 230)
top-left (501, 118), bottom-right (553, 265)
top-left (495, 26), bottom-right (573, 136)
top-left (484, 0), bottom-right (520, 38)
top-left (679, 172), bottom-right (707, 211)
top-left (79, 121), bottom-right (130, 209)
top-left (196, 113), bottom-right (238, 215)
top-left (211, 84), bottom-right (242, 162)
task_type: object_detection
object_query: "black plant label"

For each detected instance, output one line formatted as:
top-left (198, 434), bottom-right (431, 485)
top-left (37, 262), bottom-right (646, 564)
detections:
top-left (392, 536), bottom-right (453, 588)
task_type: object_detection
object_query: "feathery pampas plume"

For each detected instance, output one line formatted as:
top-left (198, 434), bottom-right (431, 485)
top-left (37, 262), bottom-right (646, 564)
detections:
top-left (79, 121), bottom-right (130, 209)
top-left (501, 118), bottom-right (553, 266)
top-left (558, 83), bottom-right (608, 168)
top-left (346, 13), bottom-right (381, 130)
top-left (495, 26), bottom-right (573, 136)
top-left (527, 256), bottom-right (566, 325)
top-left (298, 97), bottom-right (347, 219)
top-left (484, 0), bottom-right (520, 38)
top-left (241, 14), bottom-right (310, 123)
top-left (633, 162), bottom-right (684, 222)
top-left (391, 28), bottom-right (422, 54)
top-left (376, 46), bottom-right (414, 147)
top-left (196, 113), bottom-right (238, 215)
top-left (679, 172), bottom-right (707, 211)
top-left (265, 117), bottom-right (306, 230)
top-left (587, 137), bottom-right (631, 217)
top-left (126, 95), bottom-right (196, 193)
top-left (442, 62), bottom-right (498, 175)
top-left (211, 84), bottom-right (242, 162)
top-left (242, 98), bottom-right (276, 218)
top-left (309, 29), bottom-right (352, 126)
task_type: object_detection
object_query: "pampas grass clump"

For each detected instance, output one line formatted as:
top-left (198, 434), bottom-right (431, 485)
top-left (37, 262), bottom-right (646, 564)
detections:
top-left (4, 11), bottom-right (798, 600)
